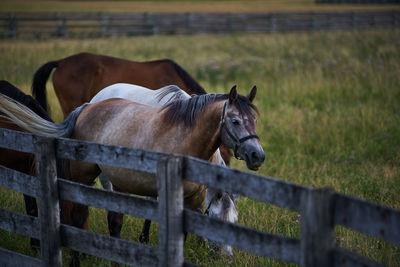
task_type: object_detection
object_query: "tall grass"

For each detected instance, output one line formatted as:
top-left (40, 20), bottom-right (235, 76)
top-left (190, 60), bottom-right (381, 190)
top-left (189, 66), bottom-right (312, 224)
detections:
top-left (0, 30), bottom-right (399, 266)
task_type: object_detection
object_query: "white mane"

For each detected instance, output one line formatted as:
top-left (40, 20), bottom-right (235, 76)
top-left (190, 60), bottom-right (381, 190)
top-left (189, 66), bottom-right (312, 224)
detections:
top-left (90, 83), bottom-right (190, 106)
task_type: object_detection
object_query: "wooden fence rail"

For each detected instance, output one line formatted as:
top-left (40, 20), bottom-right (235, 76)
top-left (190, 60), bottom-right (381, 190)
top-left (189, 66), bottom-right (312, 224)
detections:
top-left (316, 0), bottom-right (400, 3)
top-left (0, 10), bottom-right (399, 39)
top-left (0, 127), bottom-right (400, 266)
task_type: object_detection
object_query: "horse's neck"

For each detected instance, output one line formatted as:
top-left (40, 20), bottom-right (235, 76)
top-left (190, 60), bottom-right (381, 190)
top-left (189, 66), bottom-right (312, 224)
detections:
top-left (187, 101), bottom-right (224, 160)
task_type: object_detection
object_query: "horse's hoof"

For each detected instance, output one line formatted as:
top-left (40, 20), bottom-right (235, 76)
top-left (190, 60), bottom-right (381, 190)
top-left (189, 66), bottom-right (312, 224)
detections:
top-left (30, 238), bottom-right (40, 250)
top-left (139, 233), bottom-right (149, 243)
top-left (70, 252), bottom-right (81, 267)
top-left (69, 260), bottom-right (80, 267)
top-left (196, 236), bottom-right (206, 245)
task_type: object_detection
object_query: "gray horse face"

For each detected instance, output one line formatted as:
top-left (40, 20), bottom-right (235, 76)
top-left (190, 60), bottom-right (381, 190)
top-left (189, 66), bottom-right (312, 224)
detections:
top-left (205, 188), bottom-right (238, 256)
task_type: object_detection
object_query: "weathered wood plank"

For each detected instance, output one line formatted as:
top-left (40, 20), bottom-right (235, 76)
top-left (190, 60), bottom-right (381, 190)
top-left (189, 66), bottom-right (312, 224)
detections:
top-left (56, 137), bottom-right (164, 174)
top-left (0, 247), bottom-right (41, 267)
top-left (60, 224), bottom-right (158, 266)
top-left (0, 128), bottom-right (36, 153)
top-left (185, 157), bottom-right (310, 211)
top-left (333, 247), bottom-right (383, 267)
top-left (35, 138), bottom-right (62, 267)
top-left (0, 208), bottom-right (40, 239)
top-left (58, 178), bottom-right (159, 222)
top-left (158, 156), bottom-right (185, 267)
top-left (0, 165), bottom-right (38, 197)
top-left (334, 193), bottom-right (400, 246)
top-left (300, 188), bottom-right (335, 267)
top-left (184, 209), bottom-right (300, 263)
top-left (183, 262), bottom-right (201, 267)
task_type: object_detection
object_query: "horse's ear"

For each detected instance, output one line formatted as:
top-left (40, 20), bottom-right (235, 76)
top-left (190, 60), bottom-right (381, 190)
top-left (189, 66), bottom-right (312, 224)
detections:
top-left (229, 85), bottom-right (237, 104)
top-left (247, 85), bottom-right (257, 103)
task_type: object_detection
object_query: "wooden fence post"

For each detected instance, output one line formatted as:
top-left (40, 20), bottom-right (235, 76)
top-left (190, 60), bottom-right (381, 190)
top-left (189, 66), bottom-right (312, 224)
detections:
top-left (394, 10), bottom-right (400, 29)
top-left (56, 12), bottom-right (66, 37)
top-left (185, 13), bottom-right (193, 34)
top-left (311, 13), bottom-right (316, 31)
top-left (157, 156), bottom-right (185, 267)
top-left (9, 13), bottom-right (17, 39)
top-left (227, 13), bottom-right (233, 33)
top-left (300, 188), bottom-right (334, 267)
top-left (100, 13), bottom-right (108, 36)
top-left (270, 14), bottom-right (276, 33)
top-left (35, 138), bottom-right (62, 267)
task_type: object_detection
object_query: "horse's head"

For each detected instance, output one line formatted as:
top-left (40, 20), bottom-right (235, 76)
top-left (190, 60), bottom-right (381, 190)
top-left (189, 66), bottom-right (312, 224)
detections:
top-left (220, 85), bottom-right (265, 171)
top-left (205, 188), bottom-right (238, 256)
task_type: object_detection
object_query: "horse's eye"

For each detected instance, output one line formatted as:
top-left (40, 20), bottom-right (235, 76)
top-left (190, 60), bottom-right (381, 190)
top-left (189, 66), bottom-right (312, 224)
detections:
top-left (231, 118), bottom-right (240, 125)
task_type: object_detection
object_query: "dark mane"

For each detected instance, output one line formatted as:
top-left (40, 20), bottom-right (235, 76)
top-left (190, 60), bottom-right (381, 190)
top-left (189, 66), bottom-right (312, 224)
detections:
top-left (161, 93), bottom-right (258, 127)
top-left (0, 80), bottom-right (52, 121)
top-left (167, 59), bottom-right (207, 95)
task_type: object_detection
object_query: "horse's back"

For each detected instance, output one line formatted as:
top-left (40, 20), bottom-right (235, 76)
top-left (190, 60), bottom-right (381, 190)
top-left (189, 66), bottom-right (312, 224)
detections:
top-left (90, 83), bottom-right (157, 105)
top-left (54, 52), bottom-right (197, 96)
top-left (91, 83), bottom-right (190, 107)
top-left (74, 98), bottom-right (159, 145)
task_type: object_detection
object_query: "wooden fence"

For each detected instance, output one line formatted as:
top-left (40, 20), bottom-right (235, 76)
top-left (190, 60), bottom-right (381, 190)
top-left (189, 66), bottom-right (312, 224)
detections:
top-left (0, 127), bottom-right (399, 266)
top-left (0, 10), bottom-right (399, 39)
top-left (316, 0), bottom-right (400, 4)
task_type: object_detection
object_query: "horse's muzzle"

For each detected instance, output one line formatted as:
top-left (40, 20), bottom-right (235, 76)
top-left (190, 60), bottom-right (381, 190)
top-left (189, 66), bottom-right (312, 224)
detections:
top-left (244, 147), bottom-right (265, 171)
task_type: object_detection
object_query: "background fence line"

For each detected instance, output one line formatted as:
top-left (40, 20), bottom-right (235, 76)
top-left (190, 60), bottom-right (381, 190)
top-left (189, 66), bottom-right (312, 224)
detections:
top-left (0, 10), bottom-right (399, 39)
top-left (0, 128), bottom-right (399, 266)
top-left (316, 0), bottom-right (400, 3)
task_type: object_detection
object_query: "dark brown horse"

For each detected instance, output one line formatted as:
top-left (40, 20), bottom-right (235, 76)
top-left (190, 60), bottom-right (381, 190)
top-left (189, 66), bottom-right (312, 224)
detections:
top-left (0, 80), bottom-right (54, 248)
top-left (31, 52), bottom-right (232, 165)
top-left (32, 52), bottom-right (206, 116)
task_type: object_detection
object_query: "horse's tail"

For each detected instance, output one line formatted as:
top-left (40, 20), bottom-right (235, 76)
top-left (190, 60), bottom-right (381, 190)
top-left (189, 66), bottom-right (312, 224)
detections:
top-left (0, 80), bottom-right (53, 122)
top-left (0, 93), bottom-right (86, 138)
top-left (168, 60), bottom-right (207, 95)
top-left (31, 60), bottom-right (59, 112)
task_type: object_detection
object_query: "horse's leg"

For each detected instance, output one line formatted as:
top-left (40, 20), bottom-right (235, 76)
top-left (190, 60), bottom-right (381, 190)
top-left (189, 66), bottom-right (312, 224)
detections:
top-left (100, 174), bottom-right (124, 239)
top-left (67, 202), bottom-right (89, 267)
top-left (99, 173), bottom-right (125, 267)
top-left (138, 196), bottom-right (157, 243)
top-left (139, 219), bottom-right (151, 243)
top-left (106, 210), bottom-right (124, 267)
top-left (65, 160), bottom-right (100, 267)
top-left (23, 194), bottom-right (40, 248)
top-left (107, 211), bottom-right (124, 238)
top-left (184, 186), bottom-right (207, 244)
top-left (99, 172), bottom-right (112, 191)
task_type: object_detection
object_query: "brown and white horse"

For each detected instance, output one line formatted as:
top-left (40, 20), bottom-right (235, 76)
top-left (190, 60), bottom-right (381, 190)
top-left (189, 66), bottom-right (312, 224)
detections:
top-left (0, 85), bottom-right (264, 262)
top-left (91, 83), bottom-right (239, 254)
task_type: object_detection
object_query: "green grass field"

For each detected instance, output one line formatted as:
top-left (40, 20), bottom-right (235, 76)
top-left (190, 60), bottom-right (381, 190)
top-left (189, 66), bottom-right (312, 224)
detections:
top-left (0, 29), bottom-right (399, 266)
top-left (1, 0), bottom-right (399, 13)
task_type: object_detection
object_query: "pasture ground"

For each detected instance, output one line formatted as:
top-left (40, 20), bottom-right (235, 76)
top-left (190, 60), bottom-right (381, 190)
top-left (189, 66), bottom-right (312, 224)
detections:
top-left (1, 0), bottom-right (400, 13)
top-left (0, 29), bottom-right (399, 266)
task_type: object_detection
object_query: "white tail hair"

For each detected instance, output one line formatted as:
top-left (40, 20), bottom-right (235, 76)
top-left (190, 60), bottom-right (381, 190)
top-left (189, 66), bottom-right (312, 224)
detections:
top-left (0, 93), bottom-right (86, 138)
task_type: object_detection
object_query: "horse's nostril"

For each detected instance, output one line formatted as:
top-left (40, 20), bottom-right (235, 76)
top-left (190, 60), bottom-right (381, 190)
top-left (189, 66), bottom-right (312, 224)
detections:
top-left (251, 151), bottom-right (259, 162)
top-left (251, 151), bottom-right (265, 163)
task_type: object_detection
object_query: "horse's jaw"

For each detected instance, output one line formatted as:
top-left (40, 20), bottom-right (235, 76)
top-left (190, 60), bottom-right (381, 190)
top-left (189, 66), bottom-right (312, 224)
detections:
top-left (244, 154), bottom-right (261, 171)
